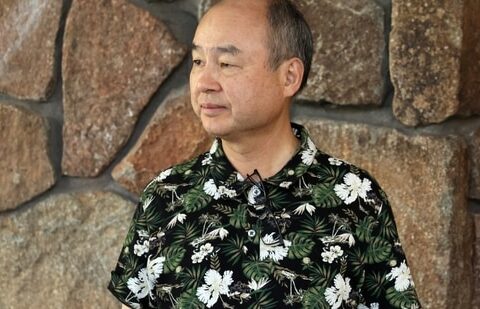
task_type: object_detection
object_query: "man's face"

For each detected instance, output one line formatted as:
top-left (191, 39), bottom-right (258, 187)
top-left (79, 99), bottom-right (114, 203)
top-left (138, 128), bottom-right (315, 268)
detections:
top-left (189, 0), bottom-right (287, 140)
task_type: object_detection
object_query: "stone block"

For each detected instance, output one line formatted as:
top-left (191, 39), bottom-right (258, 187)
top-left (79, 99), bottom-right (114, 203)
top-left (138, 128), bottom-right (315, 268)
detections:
top-left (0, 103), bottom-right (56, 211)
top-left (473, 213), bottom-right (480, 309)
top-left (112, 90), bottom-right (212, 195)
top-left (297, 0), bottom-right (386, 105)
top-left (199, 0), bottom-right (387, 106)
top-left (0, 191), bottom-right (135, 309)
top-left (469, 128), bottom-right (480, 199)
top-left (62, 0), bottom-right (187, 177)
top-left (301, 118), bottom-right (472, 308)
top-left (459, 0), bottom-right (480, 115)
top-left (390, 0), bottom-right (479, 126)
top-left (0, 0), bottom-right (63, 100)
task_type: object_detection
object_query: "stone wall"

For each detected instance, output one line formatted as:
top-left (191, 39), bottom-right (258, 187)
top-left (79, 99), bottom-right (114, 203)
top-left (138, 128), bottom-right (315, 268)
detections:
top-left (0, 0), bottom-right (478, 308)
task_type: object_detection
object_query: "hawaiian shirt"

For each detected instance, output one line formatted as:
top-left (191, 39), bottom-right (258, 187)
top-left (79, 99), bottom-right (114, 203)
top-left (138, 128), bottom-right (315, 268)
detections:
top-left (108, 123), bottom-right (422, 309)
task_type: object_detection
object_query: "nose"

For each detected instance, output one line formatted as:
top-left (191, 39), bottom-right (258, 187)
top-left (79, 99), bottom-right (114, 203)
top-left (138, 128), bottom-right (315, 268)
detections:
top-left (193, 65), bottom-right (222, 93)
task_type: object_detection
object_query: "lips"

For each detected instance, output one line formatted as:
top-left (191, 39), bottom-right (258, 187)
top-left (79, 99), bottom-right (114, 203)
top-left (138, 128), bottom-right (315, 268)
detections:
top-left (200, 103), bottom-right (225, 109)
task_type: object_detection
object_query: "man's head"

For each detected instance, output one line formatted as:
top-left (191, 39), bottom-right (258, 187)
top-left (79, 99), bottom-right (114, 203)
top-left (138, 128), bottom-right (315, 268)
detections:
top-left (265, 0), bottom-right (313, 91)
top-left (190, 0), bottom-right (313, 139)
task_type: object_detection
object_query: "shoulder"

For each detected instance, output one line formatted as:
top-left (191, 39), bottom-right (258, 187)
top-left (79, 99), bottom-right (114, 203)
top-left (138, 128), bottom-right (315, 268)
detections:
top-left (310, 150), bottom-right (389, 208)
top-left (139, 151), bottom-right (210, 201)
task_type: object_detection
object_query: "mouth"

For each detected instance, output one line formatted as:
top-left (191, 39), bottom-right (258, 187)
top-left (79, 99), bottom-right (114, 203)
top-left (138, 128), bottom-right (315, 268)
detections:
top-left (199, 103), bottom-right (227, 117)
top-left (200, 103), bottom-right (226, 110)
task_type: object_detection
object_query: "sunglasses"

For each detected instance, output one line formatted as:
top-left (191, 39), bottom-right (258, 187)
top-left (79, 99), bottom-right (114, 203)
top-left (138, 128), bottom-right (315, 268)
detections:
top-left (245, 169), bottom-right (285, 247)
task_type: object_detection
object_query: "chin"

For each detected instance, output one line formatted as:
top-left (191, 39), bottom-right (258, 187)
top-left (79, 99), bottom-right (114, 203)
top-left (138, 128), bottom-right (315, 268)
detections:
top-left (201, 120), bottom-right (232, 138)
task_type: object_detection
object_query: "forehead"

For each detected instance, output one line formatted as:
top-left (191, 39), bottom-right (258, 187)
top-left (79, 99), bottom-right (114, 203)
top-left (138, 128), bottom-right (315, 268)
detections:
top-left (193, 1), bottom-right (269, 52)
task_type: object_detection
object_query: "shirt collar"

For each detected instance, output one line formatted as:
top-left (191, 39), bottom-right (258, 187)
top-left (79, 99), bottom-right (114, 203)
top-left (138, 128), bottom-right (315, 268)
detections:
top-left (207, 122), bottom-right (318, 187)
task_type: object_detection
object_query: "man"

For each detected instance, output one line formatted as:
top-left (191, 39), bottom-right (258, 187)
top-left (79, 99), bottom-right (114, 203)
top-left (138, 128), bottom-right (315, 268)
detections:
top-left (109, 0), bottom-right (422, 308)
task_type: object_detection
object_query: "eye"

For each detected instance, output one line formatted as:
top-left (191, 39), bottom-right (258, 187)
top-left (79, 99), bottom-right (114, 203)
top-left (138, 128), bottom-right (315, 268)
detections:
top-left (220, 62), bottom-right (234, 68)
top-left (192, 59), bottom-right (203, 66)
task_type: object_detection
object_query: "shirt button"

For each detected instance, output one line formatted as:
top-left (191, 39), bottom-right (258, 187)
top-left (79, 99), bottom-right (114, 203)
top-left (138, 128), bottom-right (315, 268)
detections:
top-left (287, 169), bottom-right (295, 176)
top-left (247, 229), bottom-right (256, 237)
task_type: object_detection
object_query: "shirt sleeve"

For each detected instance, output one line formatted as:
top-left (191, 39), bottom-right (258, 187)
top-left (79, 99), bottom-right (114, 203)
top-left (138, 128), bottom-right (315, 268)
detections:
top-left (108, 186), bottom-right (167, 309)
top-left (358, 172), bottom-right (422, 308)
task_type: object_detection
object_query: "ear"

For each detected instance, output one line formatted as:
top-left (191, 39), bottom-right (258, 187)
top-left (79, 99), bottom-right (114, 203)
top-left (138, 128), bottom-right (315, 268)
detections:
top-left (281, 57), bottom-right (304, 97)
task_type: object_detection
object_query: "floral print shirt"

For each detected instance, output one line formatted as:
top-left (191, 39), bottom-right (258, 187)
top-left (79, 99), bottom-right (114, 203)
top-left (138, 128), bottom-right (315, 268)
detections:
top-left (108, 123), bottom-right (422, 309)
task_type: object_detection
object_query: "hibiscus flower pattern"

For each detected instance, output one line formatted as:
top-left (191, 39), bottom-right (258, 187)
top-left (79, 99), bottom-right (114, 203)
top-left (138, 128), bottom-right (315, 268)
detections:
top-left (108, 123), bottom-right (422, 308)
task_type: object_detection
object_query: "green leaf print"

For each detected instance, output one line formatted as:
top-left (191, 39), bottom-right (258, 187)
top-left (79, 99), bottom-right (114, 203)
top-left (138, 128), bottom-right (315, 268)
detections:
top-left (266, 187), bottom-right (290, 210)
top-left (286, 232), bottom-right (315, 259)
top-left (213, 203), bottom-right (233, 215)
top-left (306, 263), bottom-right (337, 288)
top-left (229, 204), bottom-right (248, 229)
top-left (314, 164), bottom-right (344, 184)
top-left (210, 253), bottom-right (221, 271)
top-left (364, 271), bottom-right (388, 298)
top-left (176, 288), bottom-right (205, 309)
top-left (312, 183), bottom-right (343, 208)
top-left (378, 209), bottom-right (399, 240)
top-left (142, 208), bottom-right (164, 230)
top-left (297, 215), bottom-right (329, 237)
top-left (171, 221), bottom-right (201, 246)
top-left (109, 272), bottom-right (127, 295)
top-left (385, 287), bottom-right (419, 308)
top-left (176, 265), bottom-right (207, 290)
top-left (123, 221), bottom-right (137, 248)
top-left (364, 237), bottom-right (392, 264)
top-left (162, 246), bottom-right (186, 274)
top-left (242, 257), bottom-right (273, 281)
top-left (183, 187), bottom-right (212, 213)
top-left (173, 159), bottom-right (197, 175)
top-left (346, 247), bottom-right (366, 278)
top-left (218, 235), bottom-right (246, 266)
top-left (248, 290), bottom-right (278, 309)
top-left (355, 216), bottom-right (378, 243)
top-left (302, 286), bottom-right (329, 308)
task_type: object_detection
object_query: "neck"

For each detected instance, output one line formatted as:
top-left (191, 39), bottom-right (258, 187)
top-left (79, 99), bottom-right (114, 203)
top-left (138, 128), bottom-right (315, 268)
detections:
top-left (221, 121), bottom-right (300, 179)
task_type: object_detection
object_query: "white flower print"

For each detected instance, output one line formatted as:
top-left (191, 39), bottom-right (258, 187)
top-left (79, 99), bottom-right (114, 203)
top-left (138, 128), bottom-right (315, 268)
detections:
top-left (358, 303), bottom-right (379, 309)
top-left (218, 185), bottom-right (237, 198)
top-left (259, 233), bottom-right (292, 262)
top-left (337, 233), bottom-right (356, 247)
top-left (324, 274), bottom-right (352, 309)
top-left (331, 245), bottom-right (343, 256)
top-left (166, 213), bottom-right (187, 229)
top-left (137, 229), bottom-right (149, 238)
top-left (321, 246), bottom-right (343, 264)
top-left (209, 139), bottom-right (219, 154)
top-left (203, 179), bottom-right (220, 200)
top-left (127, 256), bottom-right (166, 299)
top-left (300, 138), bottom-right (317, 165)
top-left (133, 240), bottom-right (149, 257)
top-left (328, 157), bottom-right (343, 166)
top-left (203, 179), bottom-right (236, 200)
top-left (196, 269), bottom-right (233, 308)
top-left (200, 243), bottom-right (214, 255)
top-left (202, 154), bottom-right (212, 166)
top-left (142, 195), bottom-right (154, 211)
top-left (279, 181), bottom-right (292, 188)
top-left (292, 202), bottom-right (316, 216)
top-left (155, 168), bottom-right (172, 181)
top-left (386, 260), bottom-right (413, 292)
top-left (334, 172), bottom-right (372, 205)
top-left (248, 277), bottom-right (270, 291)
top-left (208, 227), bottom-right (229, 240)
top-left (321, 251), bottom-right (335, 264)
top-left (191, 243), bottom-right (214, 264)
top-left (191, 252), bottom-right (204, 264)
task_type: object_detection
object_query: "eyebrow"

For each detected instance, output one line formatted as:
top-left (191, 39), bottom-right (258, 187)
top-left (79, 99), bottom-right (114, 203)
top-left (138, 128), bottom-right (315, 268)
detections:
top-left (192, 43), bottom-right (242, 56)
